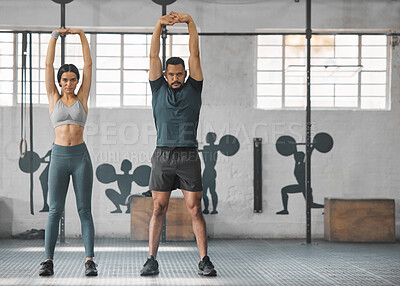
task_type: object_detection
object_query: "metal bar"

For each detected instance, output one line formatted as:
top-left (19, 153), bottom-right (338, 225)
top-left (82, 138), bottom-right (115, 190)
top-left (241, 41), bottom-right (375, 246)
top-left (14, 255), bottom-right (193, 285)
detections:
top-left (29, 32), bottom-right (34, 215)
top-left (60, 2), bottom-right (66, 244)
top-left (13, 34), bottom-right (18, 106)
top-left (162, 216), bottom-right (167, 243)
top-left (161, 3), bottom-right (167, 243)
top-left (161, 4), bottom-right (167, 71)
top-left (305, 0), bottom-right (312, 244)
top-left (253, 138), bottom-right (262, 213)
top-left (20, 33), bottom-right (26, 151)
top-left (1, 30), bottom-right (399, 36)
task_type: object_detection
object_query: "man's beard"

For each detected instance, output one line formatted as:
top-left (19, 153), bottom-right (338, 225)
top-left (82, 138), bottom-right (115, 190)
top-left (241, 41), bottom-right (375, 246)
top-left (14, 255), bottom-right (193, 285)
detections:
top-left (169, 81), bottom-right (183, 90)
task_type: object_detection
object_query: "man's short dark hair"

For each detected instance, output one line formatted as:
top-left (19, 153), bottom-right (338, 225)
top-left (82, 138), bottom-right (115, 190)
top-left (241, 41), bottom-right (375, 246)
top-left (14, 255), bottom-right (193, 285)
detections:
top-left (166, 57), bottom-right (185, 70)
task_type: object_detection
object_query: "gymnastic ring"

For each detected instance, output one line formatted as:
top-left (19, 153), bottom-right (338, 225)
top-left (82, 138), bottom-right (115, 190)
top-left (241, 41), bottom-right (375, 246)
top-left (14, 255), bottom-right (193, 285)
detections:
top-left (19, 138), bottom-right (27, 159)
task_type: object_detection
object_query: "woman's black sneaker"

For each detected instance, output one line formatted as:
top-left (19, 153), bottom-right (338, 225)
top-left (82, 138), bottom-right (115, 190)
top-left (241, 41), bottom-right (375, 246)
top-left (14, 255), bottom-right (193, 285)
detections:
top-left (39, 260), bottom-right (54, 276)
top-left (85, 260), bottom-right (98, 276)
top-left (140, 256), bottom-right (159, 276)
top-left (198, 256), bottom-right (217, 276)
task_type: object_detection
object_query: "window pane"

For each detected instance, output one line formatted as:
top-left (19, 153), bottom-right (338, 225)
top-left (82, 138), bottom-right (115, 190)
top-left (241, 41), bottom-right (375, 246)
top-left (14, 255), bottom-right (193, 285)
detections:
top-left (335, 46), bottom-right (358, 58)
top-left (361, 58), bottom-right (386, 71)
top-left (97, 34), bottom-right (121, 44)
top-left (361, 97), bottom-right (386, 109)
top-left (97, 44), bottom-right (121, 57)
top-left (285, 46), bottom-right (305, 57)
top-left (124, 45), bottom-right (147, 57)
top-left (285, 85), bottom-right (305, 96)
top-left (0, 42), bottom-right (13, 54)
top-left (17, 93), bottom-right (39, 104)
top-left (0, 33), bottom-right (13, 42)
top-left (362, 35), bottom-right (386, 46)
top-left (335, 85), bottom-right (358, 96)
top-left (0, 69), bottom-right (13, 80)
top-left (311, 97), bottom-right (334, 107)
top-left (258, 46), bottom-right (282, 58)
top-left (258, 35), bottom-right (282, 45)
top-left (124, 35), bottom-right (147, 45)
top-left (124, 70), bottom-right (149, 83)
top-left (258, 58), bottom-right (282, 71)
top-left (65, 43), bottom-right (84, 56)
top-left (97, 57), bottom-right (121, 69)
top-left (65, 56), bottom-right (83, 68)
top-left (285, 96), bottom-right (305, 107)
top-left (285, 58), bottom-right (306, 69)
top-left (257, 96), bottom-right (281, 109)
top-left (362, 46), bottom-right (386, 58)
top-left (124, 57), bottom-right (148, 69)
top-left (96, 70), bottom-right (121, 82)
top-left (311, 35), bottom-right (334, 46)
top-left (335, 97), bottom-right (358, 107)
top-left (124, 83), bottom-right (147, 95)
top-left (96, 82), bottom-right (120, 94)
top-left (0, 81), bottom-right (13, 93)
top-left (361, 72), bottom-right (386, 84)
top-left (311, 46), bottom-right (334, 57)
top-left (172, 35), bottom-right (189, 45)
top-left (311, 85), bottom-right (334, 96)
top-left (257, 84), bottom-right (282, 96)
top-left (285, 35), bottom-right (305, 46)
top-left (257, 71), bottom-right (282, 84)
top-left (335, 35), bottom-right (358, 46)
top-left (172, 45), bottom-right (189, 57)
top-left (361, 85), bottom-right (386, 96)
top-left (285, 76), bottom-right (306, 84)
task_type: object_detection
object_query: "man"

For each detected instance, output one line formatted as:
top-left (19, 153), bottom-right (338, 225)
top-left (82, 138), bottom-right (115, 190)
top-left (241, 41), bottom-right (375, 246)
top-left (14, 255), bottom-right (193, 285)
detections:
top-left (140, 11), bottom-right (217, 277)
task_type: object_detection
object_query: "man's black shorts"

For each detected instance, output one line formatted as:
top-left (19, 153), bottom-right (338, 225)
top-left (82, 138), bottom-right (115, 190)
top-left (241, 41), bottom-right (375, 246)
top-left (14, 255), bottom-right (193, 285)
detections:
top-left (149, 147), bottom-right (202, 192)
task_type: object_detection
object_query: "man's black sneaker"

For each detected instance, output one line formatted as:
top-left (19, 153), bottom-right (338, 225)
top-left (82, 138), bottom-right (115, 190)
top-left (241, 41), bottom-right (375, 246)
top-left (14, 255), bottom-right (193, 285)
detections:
top-left (198, 256), bottom-right (217, 276)
top-left (39, 260), bottom-right (54, 276)
top-left (85, 260), bottom-right (98, 276)
top-left (140, 256), bottom-right (159, 276)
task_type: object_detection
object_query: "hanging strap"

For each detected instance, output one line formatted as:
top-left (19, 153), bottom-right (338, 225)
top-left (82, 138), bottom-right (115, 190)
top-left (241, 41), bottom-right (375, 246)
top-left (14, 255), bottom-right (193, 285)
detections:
top-left (19, 32), bottom-right (28, 158)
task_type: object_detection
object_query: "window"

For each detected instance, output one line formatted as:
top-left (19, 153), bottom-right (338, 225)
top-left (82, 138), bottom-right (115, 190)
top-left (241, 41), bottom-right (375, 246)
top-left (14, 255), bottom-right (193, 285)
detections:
top-left (257, 34), bottom-right (390, 109)
top-left (0, 32), bottom-right (189, 108)
top-left (13, 33), bottom-right (84, 106)
top-left (0, 33), bottom-right (14, 106)
top-left (96, 33), bottom-right (189, 108)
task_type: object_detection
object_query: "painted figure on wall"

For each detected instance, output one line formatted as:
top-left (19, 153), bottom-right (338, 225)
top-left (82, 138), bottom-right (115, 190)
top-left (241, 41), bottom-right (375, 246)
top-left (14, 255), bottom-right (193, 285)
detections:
top-left (38, 150), bottom-right (51, 212)
top-left (275, 133), bottom-right (333, 215)
top-left (96, 159), bottom-right (151, 213)
top-left (199, 133), bottom-right (240, 214)
top-left (18, 149), bottom-right (52, 213)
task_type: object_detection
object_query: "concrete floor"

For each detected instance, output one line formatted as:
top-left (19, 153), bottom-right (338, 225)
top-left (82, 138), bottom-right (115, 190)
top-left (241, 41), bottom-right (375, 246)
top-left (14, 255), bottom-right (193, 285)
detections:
top-left (0, 238), bottom-right (399, 286)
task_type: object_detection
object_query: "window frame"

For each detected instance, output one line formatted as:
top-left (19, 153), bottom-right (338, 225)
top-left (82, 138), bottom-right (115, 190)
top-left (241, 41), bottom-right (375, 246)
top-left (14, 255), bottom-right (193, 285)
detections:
top-left (256, 33), bottom-right (392, 111)
top-left (0, 30), bottom-right (190, 109)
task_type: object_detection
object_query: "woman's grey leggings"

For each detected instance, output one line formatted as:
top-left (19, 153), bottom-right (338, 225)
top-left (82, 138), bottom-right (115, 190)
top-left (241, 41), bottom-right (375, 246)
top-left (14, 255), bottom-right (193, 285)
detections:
top-left (45, 143), bottom-right (94, 259)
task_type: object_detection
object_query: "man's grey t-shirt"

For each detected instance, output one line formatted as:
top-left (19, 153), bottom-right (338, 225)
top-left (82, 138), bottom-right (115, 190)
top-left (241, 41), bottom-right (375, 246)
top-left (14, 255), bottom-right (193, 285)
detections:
top-left (150, 76), bottom-right (202, 147)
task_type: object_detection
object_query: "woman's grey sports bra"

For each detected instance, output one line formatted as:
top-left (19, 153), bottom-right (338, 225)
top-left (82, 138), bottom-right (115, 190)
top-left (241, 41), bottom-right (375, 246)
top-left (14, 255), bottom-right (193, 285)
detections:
top-left (50, 98), bottom-right (87, 128)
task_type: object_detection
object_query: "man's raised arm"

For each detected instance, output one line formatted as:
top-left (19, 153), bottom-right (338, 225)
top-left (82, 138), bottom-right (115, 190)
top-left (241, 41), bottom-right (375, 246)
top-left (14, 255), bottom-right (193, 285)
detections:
top-left (149, 12), bottom-right (178, 81)
top-left (175, 13), bottom-right (203, 81)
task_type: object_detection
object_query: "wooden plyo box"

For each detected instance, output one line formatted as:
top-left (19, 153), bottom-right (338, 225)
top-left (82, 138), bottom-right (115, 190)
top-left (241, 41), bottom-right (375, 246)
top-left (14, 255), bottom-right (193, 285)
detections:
top-left (324, 198), bottom-right (395, 242)
top-left (130, 197), bottom-right (194, 241)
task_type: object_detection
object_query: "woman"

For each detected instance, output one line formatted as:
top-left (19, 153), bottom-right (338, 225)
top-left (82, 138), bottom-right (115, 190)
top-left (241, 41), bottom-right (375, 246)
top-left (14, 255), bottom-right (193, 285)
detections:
top-left (39, 28), bottom-right (97, 277)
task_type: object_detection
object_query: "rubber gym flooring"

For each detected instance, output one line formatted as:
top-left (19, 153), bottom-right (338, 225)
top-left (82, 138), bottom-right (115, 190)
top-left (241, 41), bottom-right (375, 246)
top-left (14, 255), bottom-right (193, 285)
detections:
top-left (0, 238), bottom-right (399, 286)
